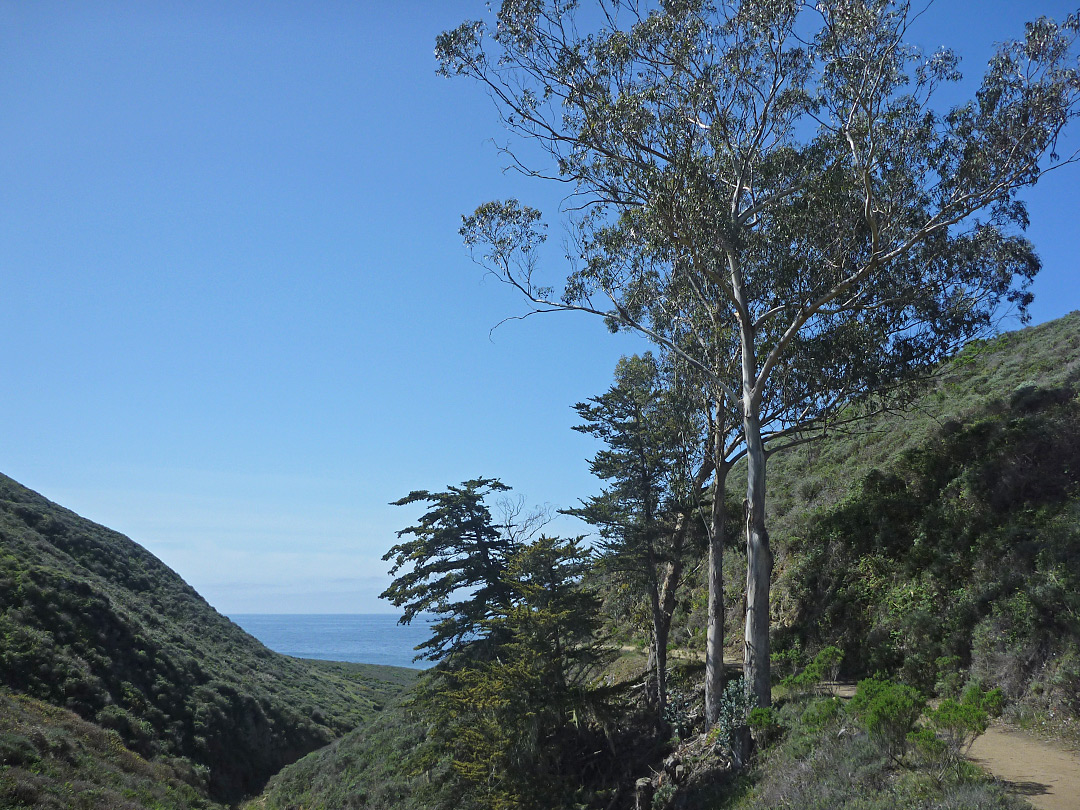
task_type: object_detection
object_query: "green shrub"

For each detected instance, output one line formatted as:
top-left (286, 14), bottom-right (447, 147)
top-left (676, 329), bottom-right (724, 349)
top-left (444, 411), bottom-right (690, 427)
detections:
top-left (800, 696), bottom-right (842, 731)
top-left (747, 706), bottom-right (782, 749)
top-left (910, 684), bottom-right (1002, 781)
top-left (780, 645), bottom-right (844, 696)
top-left (849, 678), bottom-right (925, 762)
top-left (934, 656), bottom-right (964, 699)
top-left (771, 642), bottom-right (804, 681)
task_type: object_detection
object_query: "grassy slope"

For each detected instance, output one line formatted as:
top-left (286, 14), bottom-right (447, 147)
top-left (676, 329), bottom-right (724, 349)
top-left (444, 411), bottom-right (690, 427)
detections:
top-left (766, 311), bottom-right (1080, 534)
top-left (246, 689), bottom-right (432, 810)
top-left (676, 314), bottom-right (1080, 656)
top-left (762, 312), bottom-right (1080, 722)
top-left (0, 473), bottom-right (419, 804)
top-left (0, 689), bottom-right (221, 810)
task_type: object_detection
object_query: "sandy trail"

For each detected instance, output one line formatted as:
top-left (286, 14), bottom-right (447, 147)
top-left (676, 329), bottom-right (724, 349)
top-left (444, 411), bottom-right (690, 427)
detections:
top-left (823, 681), bottom-right (1079, 809)
top-left (967, 727), bottom-right (1080, 810)
top-left (660, 665), bottom-right (1079, 808)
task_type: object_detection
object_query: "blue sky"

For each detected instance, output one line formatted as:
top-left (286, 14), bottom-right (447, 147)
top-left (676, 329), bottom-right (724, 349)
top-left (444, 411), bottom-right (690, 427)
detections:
top-left (1, 1), bottom-right (1076, 614)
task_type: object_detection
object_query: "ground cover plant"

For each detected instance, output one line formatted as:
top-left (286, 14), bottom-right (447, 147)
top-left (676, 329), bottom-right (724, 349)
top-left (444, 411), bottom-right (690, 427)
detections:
top-left (0, 688), bottom-right (221, 810)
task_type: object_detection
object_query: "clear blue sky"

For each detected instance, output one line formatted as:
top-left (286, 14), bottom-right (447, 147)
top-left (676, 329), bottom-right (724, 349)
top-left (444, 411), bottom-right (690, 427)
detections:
top-left (2, 1), bottom-right (1076, 614)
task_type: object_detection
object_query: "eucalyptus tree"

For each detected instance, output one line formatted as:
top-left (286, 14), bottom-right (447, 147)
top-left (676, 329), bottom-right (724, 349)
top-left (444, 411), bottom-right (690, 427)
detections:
top-left (441, 0), bottom-right (1080, 709)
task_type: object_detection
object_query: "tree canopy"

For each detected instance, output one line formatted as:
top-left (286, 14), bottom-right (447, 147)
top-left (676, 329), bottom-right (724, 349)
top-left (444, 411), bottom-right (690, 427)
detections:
top-left (441, 0), bottom-right (1080, 706)
top-left (383, 479), bottom-right (609, 809)
top-left (381, 478), bottom-right (521, 661)
top-left (569, 352), bottom-right (711, 721)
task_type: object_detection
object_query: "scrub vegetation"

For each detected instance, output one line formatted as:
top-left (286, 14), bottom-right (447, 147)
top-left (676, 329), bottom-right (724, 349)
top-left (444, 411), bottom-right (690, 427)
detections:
top-left (0, 471), bottom-right (418, 805)
top-left (768, 313), bottom-right (1080, 734)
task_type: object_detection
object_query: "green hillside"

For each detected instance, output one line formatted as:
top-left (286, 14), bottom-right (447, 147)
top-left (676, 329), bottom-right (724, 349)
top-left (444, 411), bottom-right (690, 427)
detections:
top-left (766, 312), bottom-right (1080, 531)
top-left (0, 689), bottom-right (219, 810)
top-left (763, 313), bottom-right (1080, 725)
top-left (0, 473), bottom-right (418, 804)
top-left (255, 316), bottom-right (1080, 810)
top-left (247, 689), bottom-right (430, 810)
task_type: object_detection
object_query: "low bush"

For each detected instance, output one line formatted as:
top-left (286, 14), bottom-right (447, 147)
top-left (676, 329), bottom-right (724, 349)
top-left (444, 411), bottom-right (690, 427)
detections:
top-left (780, 645), bottom-right (843, 696)
top-left (848, 678), bottom-right (926, 762)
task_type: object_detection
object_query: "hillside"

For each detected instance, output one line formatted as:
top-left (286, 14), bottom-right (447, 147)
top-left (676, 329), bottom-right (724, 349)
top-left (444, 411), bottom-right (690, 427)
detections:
top-left (766, 311), bottom-right (1080, 531)
top-left (0, 689), bottom-right (219, 810)
top-left (8, 313), bottom-right (1076, 810)
top-left (251, 314), bottom-right (1080, 810)
top-left (246, 688), bottom-right (430, 810)
top-left (0, 473), bottom-right (418, 804)
top-left (762, 312), bottom-right (1080, 726)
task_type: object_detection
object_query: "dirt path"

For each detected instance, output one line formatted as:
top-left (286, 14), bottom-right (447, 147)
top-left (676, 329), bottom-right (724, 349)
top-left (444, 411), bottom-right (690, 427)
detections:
top-left (967, 727), bottom-right (1080, 810)
top-left (649, 665), bottom-right (1079, 808)
top-left (821, 683), bottom-right (1079, 809)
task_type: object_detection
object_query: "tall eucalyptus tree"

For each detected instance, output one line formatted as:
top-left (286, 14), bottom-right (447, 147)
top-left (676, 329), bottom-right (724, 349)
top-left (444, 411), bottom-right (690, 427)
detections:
top-left (441, 0), bottom-right (1080, 709)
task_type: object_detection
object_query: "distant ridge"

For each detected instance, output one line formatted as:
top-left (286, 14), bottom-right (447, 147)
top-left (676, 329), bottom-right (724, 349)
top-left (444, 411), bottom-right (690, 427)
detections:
top-left (0, 472), bottom-right (417, 804)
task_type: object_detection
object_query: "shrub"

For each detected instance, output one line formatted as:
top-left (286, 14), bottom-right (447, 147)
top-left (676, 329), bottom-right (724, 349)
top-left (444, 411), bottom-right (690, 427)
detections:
top-left (934, 656), bottom-right (964, 699)
top-left (771, 641), bottom-right (804, 681)
top-left (911, 684), bottom-right (1002, 781)
top-left (800, 696), bottom-right (842, 732)
top-left (781, 645), bottom-right (844, 696)
top-left (707, 678), bottom-right (755, 761)
top-left (849, 678), bottom-right (925, 762)
top-left (747, 706), bottom-right (783, 749)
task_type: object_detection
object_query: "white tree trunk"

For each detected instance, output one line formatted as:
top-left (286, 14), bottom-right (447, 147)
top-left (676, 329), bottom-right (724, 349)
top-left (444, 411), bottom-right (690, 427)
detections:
top-left (743, 408), bottom-right (772, 708)
top-left (705, 449), bottom-right (728, 725)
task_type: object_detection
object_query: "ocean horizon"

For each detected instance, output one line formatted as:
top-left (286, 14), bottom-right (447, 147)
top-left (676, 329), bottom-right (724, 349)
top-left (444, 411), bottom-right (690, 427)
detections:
top-left (230, 613), bottom-right (436, 670)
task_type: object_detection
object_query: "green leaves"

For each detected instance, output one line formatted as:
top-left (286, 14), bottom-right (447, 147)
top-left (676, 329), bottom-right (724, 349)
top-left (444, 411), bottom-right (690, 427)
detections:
top-left (850, 677), bottom-right (927, 761)
top-left (383, 477), bottom-right (612, 808)
top-left (382, 478), bottom-right (516, 661)
top-left (781, 644), bottom-right (844, 695)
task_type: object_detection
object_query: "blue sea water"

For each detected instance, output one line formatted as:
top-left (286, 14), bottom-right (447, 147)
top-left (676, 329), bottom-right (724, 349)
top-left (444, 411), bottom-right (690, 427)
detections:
top-left (229, 613), bottom-right (434, 670)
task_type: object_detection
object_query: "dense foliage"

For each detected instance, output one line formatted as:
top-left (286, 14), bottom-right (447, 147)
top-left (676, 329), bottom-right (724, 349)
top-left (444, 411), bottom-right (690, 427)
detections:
top-left (726, 688), bottom-right (1027, 810)
top-left (569, 353), bottom-right (711, 722)
top-left (769, 314), bottom-right (1080, 723)
top-left (0, 473), bottom-right (418, 803)
top-left (247, 689), bottom-right (432, 810)
top-left (385, 481), bottom-right (617, 809)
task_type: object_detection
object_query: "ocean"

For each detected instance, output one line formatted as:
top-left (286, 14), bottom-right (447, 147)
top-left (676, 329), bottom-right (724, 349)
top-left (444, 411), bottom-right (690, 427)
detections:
top-left (229, 613), bottom-right (435, 670)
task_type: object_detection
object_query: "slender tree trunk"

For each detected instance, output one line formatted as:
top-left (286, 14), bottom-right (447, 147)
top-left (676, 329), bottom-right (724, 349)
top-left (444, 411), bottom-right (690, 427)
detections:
top-left (647, 579), bottom-right (664, 715)
top-left (705, 427), bottom-right (729, 725)
top-left (726, 247), bottom-right (772, 709)
top-left (743, 408), bottom-right (772, 708)
top-left (652, 599), bottom-right (670, 726)
top-left (653, 549), bottom-right (684, 728)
